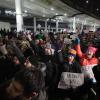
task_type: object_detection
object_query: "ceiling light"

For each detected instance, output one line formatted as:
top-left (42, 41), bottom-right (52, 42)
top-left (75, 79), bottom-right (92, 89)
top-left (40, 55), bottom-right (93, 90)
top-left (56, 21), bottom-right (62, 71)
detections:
top-left (50, 8), bottom-right (54, 11)
top-left (24, 10), bottom-right (27, 13)
top-left (96, 8), bottom-right (99, 11)
top-left (86, 0), bottom-right (89, 4)
top-left (64, 13), bottom-right (67, 16)
top-left (56, 13), bottom-right (58, 15)
top-left (43, 15), bottom-right (46, 17)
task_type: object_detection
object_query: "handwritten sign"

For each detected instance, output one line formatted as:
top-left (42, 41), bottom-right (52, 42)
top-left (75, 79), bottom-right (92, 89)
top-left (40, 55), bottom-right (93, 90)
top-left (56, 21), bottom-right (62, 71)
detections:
top-left (58, 72), bottom-right (84, 89)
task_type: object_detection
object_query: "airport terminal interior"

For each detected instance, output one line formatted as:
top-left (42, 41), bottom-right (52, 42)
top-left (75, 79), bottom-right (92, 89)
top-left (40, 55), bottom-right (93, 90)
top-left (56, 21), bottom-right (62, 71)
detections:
top-left (0, 0), bottom-right (100, 100)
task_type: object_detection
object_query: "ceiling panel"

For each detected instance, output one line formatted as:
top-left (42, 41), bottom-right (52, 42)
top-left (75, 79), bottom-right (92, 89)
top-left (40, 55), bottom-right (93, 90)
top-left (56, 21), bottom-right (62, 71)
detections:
top-left (0, 0), bottom-right (100, 26)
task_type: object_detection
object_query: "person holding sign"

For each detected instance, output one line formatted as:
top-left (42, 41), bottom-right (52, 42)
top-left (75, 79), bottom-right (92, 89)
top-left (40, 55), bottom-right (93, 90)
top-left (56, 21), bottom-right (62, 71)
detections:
top-left (57, 49), bottom-right (83, 100)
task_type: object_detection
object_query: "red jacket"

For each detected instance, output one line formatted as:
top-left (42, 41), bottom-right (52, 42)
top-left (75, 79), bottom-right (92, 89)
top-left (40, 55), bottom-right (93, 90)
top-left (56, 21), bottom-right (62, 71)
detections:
top-left (75, 44), bottom-right (98, 67)
top-left (75, 44), bottom-right (98, 80)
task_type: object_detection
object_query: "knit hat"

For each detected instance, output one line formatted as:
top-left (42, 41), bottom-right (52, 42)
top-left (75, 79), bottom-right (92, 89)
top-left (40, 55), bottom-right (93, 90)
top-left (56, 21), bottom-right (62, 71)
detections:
top-left (36, 34), bottom-right (43, 40)
top-left (87, 46), bottom-right (98, 54)
top-left (68, 49), bottom-right (76, 57)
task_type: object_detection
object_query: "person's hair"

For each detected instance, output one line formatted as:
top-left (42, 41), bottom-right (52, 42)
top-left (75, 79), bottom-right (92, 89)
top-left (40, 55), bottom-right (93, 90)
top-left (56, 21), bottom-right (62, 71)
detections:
top-left (14, 68), bottom-right (45, 96)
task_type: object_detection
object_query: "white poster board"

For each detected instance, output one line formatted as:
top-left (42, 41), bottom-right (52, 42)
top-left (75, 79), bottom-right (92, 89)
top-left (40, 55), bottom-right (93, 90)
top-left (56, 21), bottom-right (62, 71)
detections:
top-left (58, 72), bottom-right (84, 89)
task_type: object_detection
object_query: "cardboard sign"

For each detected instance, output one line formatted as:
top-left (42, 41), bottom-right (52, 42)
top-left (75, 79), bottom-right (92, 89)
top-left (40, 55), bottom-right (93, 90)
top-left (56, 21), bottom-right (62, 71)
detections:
top-left (58, 72), bottom-right (84, 89)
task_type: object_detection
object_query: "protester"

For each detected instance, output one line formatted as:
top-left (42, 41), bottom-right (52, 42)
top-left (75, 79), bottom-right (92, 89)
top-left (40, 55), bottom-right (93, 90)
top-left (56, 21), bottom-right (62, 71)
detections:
top-left (75, 38), bottom-right (99, 83)
top-left (74, 38), bottom-right (100, 100)
top-left (0, 68), bottom-right (45, 100)
top-left (55, 49), bottom-right (83, 100)
top-left (0, 29), bottom-right (99, 100)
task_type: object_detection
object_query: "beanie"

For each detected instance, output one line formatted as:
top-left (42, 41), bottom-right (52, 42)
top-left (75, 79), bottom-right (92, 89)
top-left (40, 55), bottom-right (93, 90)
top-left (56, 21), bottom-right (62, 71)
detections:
top-left (68, 49), bottom-right (76, 57)
top-left (87, 46), bottom-right (98, 54)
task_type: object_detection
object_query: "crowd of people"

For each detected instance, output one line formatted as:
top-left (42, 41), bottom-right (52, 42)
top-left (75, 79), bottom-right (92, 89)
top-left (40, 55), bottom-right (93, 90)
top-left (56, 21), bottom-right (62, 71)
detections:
top-left (0, 28), bottom-right (100, 100)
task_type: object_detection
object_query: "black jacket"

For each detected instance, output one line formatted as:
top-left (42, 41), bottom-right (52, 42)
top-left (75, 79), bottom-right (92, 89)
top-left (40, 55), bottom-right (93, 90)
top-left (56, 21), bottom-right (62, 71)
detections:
top-left (62, 61), bottom-right (82, 73)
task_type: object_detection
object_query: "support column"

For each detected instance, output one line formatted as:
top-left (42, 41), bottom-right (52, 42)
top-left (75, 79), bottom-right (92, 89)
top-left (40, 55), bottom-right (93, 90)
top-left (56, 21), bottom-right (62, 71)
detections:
top-left (15, 0), bottom-right (23, 32)
top-left (81, 21), bottom-right (84, 33)
top-left (56, 20), bottom-right (59, 33)
top-left (93, 24), bottom-right (96, 32)
top-left (34, 17), bottom-right (36, 33)
top-left (73, 17), bottom-right (76, 33)
top-left (81, 20), bottom-right (87, 31)
top-left (45, 20), bottom-right (47, 31)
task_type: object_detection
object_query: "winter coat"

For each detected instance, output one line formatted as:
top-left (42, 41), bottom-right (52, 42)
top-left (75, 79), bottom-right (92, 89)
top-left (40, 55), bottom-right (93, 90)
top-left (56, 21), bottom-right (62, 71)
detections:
top-left (75, 44), bottom-right (98, 82)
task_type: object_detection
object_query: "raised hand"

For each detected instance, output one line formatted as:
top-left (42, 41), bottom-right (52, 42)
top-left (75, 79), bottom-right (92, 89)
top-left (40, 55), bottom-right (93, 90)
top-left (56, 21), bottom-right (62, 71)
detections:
top-left (74, 38), bottom-right (80, 44)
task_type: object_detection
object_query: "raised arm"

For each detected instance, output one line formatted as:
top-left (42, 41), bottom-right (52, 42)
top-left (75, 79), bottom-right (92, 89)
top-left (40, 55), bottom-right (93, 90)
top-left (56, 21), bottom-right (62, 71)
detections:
top-left (74, 38), bottom-right (84, 58)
